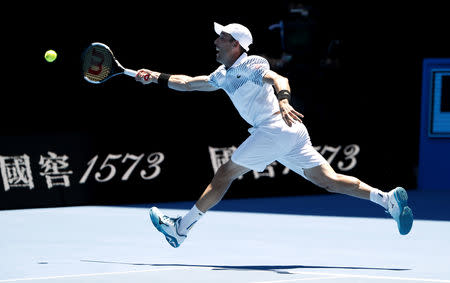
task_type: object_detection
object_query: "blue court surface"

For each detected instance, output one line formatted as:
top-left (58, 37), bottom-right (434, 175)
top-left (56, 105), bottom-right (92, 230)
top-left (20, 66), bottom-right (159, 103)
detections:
top-left (1, 190), bottom-right (450, 283)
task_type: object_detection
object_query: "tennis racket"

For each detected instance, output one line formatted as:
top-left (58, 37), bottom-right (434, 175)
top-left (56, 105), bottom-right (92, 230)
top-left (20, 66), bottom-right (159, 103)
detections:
top-left (82, 42), bottom-right (148, 84)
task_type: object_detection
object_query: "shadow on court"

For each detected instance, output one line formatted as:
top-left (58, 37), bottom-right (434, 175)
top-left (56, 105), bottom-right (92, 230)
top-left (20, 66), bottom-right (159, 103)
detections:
top-left (80, 260), bottom-right (410, 274)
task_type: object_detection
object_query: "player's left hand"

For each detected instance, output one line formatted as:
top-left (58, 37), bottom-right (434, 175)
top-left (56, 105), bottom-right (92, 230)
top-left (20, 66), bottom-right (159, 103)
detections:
top-left (279, 99), bottom-right (304, 126)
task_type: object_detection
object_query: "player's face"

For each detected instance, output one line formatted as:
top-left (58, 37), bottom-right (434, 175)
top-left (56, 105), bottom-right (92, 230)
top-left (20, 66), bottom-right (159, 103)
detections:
top-left (214, 32), bottom-right (236, 67)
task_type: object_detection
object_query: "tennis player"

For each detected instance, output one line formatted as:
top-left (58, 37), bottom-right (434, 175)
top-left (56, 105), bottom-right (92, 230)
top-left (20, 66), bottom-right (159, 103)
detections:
top-left (135, 22), bottom-right (413, 248)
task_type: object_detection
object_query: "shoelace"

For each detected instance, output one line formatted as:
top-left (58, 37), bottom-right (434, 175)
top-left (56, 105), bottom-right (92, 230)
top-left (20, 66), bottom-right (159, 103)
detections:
top-left (161, 215), bottom-right (175, 225)
top-left (161, 215), bottom-right (186, 237)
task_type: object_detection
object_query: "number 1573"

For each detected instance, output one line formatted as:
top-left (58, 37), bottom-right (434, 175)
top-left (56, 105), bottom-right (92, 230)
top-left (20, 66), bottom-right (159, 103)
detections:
top-left (79, 152), bottom-right (164, 184)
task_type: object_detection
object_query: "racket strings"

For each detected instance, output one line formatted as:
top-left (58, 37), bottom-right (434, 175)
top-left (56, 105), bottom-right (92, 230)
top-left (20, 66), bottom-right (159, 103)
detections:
top-left (83, 45), bottom-right (113, 82)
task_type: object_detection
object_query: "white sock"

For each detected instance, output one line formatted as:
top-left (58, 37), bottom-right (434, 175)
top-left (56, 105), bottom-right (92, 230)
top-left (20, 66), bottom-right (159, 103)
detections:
top-left (370, 189), bottom-right (388, 210)
top-left (178, 205), bottom-right (204, 235)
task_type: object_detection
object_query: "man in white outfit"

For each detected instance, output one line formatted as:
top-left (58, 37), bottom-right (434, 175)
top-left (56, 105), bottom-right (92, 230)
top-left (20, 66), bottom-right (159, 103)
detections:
top-left (135, 22), bottom-right (413, 248)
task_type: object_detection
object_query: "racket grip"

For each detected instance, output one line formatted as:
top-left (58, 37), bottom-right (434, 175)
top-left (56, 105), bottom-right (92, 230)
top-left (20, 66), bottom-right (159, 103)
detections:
top-left (124, 69), bottom-right (138, 77)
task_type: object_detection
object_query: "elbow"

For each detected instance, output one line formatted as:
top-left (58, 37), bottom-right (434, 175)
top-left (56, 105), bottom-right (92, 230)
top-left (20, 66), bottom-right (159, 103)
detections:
top-left (275, 75), bottom-right (289, 90)
top-left (184, 81), bottom-right (194, 92)
top-left (273, 72), bottom-right (288, 85)
top-left (171, 77), bottom-right (191, 92)
top-left (282, 76), bottom-right (289, 86)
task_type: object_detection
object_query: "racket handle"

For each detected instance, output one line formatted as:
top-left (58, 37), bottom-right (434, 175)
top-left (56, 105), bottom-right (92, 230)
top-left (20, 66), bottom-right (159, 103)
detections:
top-left (124, 69), bottom-right (138, 77)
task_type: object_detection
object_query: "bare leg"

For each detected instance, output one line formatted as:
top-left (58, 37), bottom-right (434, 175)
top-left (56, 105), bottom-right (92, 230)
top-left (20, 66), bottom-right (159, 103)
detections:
top-left (303, 162), bottom-right (413, 235)
top-left (304, 163), bottom-right (374, 200)
top-left (195, 160), bottom-right (250, 213)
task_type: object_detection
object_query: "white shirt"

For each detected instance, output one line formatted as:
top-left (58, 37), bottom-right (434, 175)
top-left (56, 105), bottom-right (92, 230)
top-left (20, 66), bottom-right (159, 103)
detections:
top-left (208, 53), bottom-right (279, 127)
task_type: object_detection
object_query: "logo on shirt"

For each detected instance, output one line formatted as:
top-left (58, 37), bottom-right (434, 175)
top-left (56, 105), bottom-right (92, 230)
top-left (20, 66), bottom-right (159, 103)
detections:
top-left (237, 75), bottom-right (241, 78)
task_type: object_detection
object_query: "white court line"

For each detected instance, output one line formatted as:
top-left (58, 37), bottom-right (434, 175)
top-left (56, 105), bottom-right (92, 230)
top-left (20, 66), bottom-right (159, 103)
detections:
top-left (0, 267), bottom-right (192, 282)
top-left (2, 266), bottom-right (449, 283)
top-left (253, 275), bottom-right (347, 283)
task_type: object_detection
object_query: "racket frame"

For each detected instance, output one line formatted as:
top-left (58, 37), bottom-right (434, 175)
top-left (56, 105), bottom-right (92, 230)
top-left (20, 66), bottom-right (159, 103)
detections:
top-left (83, 42), bottom-right (137, 84)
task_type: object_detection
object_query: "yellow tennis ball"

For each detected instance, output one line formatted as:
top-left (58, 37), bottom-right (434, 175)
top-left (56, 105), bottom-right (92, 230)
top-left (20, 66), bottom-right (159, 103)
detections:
top-left (44, 50), bottom-right (57, 62)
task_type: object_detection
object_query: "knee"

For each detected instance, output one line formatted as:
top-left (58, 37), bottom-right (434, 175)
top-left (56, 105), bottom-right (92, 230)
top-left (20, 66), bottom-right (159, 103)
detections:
top-left (311, 174), bottom-right (340, 193)
top-left (214, 165), bottom-right (233, 183)
top-left (214, 162), bottom-right (242, 183)
top-left (316, 174), bottom-right (361, 193)
top-left (304, 164), bottom-right (339, 193)
top-left (305, 164), bottom-right (362, 193)
top-left (307, 171), bottom-right (348, 193)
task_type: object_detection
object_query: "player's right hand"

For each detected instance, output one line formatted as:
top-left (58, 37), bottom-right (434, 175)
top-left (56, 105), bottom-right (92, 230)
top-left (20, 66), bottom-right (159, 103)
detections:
top-left (136, 69), bottom-right (157, 84)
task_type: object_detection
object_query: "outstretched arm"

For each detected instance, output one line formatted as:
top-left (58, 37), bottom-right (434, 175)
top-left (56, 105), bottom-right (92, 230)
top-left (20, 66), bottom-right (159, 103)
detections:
top-left (263, 70), bottom-right (304, 126)
top-left (135, 69), bottom-right (218, 92)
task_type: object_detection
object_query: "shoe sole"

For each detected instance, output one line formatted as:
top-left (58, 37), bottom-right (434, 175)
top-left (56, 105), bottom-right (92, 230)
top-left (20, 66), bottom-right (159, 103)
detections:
top-left (149, 208), bottom-right (180, 248)
top-left (393, 187), bottom-right (413, 235)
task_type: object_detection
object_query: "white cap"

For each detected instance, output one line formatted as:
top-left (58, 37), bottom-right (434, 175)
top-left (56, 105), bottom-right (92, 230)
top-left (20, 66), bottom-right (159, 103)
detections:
top-left (214, 22), bottom-right (253, 51)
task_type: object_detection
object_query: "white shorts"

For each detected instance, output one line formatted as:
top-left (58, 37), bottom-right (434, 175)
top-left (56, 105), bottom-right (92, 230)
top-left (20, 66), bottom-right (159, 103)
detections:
top-left (231, 114), bottom-right (327, 179)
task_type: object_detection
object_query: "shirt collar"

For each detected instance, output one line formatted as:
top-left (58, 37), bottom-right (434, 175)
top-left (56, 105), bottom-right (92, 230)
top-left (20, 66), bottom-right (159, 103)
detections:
top-left (227, 52), bottom-right (248, 69)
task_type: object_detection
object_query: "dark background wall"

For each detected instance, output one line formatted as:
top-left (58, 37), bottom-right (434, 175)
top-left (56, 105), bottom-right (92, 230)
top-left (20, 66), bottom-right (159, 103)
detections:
top-left (1, 2), bottom-right (449, 209)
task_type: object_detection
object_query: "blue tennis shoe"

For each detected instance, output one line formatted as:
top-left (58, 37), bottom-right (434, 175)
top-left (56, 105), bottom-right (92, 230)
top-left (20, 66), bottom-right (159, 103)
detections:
top-left (387, 187), bottom-right (413, 235)
top-left (149, 207), bottom-right (186, 248)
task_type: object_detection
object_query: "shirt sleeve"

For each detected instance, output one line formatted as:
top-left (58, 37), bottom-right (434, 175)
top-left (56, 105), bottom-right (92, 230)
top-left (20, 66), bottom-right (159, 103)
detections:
top-left (208, 66), bottom-right (224, 88)
top-left (246, 56), bottom-right (270, 86)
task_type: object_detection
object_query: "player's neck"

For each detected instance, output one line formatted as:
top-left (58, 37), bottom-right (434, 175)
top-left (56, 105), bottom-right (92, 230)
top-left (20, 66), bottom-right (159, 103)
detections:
top-left (224, 51), bottom-right (246, 69)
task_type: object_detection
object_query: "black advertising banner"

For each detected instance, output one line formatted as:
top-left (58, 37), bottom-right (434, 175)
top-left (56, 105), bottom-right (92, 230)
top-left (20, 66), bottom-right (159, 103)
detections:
top-left (0, 125), bottom-right (416, 209)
